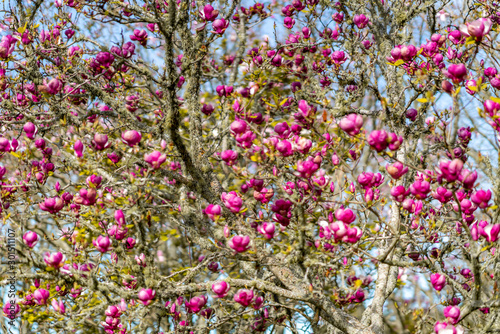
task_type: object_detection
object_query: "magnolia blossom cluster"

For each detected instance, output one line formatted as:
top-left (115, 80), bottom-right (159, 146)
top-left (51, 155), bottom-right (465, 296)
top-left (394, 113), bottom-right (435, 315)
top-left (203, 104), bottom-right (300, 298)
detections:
top-left (102, 302), bottom-right (127, 333)
top-left (318, 208), bottom-right (363, 246)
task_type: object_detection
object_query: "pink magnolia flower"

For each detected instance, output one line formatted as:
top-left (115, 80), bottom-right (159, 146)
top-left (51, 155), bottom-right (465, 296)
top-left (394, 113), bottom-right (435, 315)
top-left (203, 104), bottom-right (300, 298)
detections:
top-left (335, 208), bottom-right (356, 224)
top-left (459, 18), bottom-right (492, 39)
top-left (144, 151), bottom-right (167, 169)
top-left (350, 289), bottom-right (366, 303)
top-left (448, 30), bottom-right (464, 44)
top-left (199, 4), bottom-right (219, 21)
top-left (430, 273), bottom-right (446, 291)
top-left (3, 302), bottom-right (20, 319)
top-left (51, 298), bottom-right (65, 314)
top-left (114, 209), bottom-right (126, 225)
top-left (297, 100), bottom-right (315, 118)
top-left (10, 138), bottom-right (18, 152)
top-left (185, 295), bottom-right (207, 313)
top-left (437, 10), bottom-right (449, 21)
top-left (357, 172), bottom-right (384, 189)
top-left (201, 103), bottom-right (214, 115)
top-left (296, 156), bottom-right (321, 178)
top-left (125, 237), bottom-right (136, 249)
top-left (221, 191), bottom-right (243, 213)
top-left (271, 199), bottom-right (293, 217)
top-left (39, 197), bottom-right (64, 214)
top-left (44, 78), bottom-right (63, 95)
top-left (234, 289), bottom-right (254, 307)
top-left (74, 140), bottom-right (84, 158)
top-left (92, 133), bottom-right (110, 151)
top-left (105, 305), bottom-right (122, 318)
top-left (130, 29), bottom-right (148, 46)
top-left (484, 100), bottom-right (500, 116)
top-left (475, 220), bottom-right (490, 240)
top-left (211, 19), bottom-right (229, 34)
top-left (252, 295), bottom-right (264, 310)
top-left (331, 152), bottom-right (340, 165)
top-left (93, 235), bottom-right (111, 253)
top-left (432, 187), bottom-right (453, 203)
top-left (434, 321), bottom-right (449, 333)
top-left (230, 119), bottom-right (247, 134)
top-left (367, 130), bottom-right (389, 152)
top-left (107, 152), bottom-right (122, 163)
top-left (274, 122), bottom-right (290, 137)
top-left (319, 221), bottom-right (332, 239)
top-left (409, 181), bottom-right (431, 199)
top-left (439, 159), bottom-right (464, 182)
top-left (23, 231), bottom-right (39, 248)
top-left (284, 17), bottom-right (295, 29)
top-left (344, 226), bottom-right (363, 243)
top-left (460, 268), bottom-right (472, 279)
top-left (109, 224), bottom-right (129, 241)
top-left (253, 187), bottom-right (274, 203)
top-left (276, 140), bottom-right (293, 157)
top-left (490, 76), bottom-right (500, 90)
top-left (23, 122), bottom-right (37, 139)
top-left (235, 130), bottom-right (256, 148)
top-left (95, 51), bottom-right (114, 67)
top-left (391, 185), bottom-right (407, 202)
top-left (484, 224), bottom-right (500, 243)
top-left (389, 44), bottom-right (416, 62)
top-left (258, 222), bottom-right (276, 239)
top-left (205, 204), bottom-right (222, 221)
top-left (44, 252), bottom-right (66, 269)
top-left (458, 169), bottom-right (477, 189)
top-left (445, 64), bottom-right (467, 83)
top-left (34, 289), bottom-right (50, 305)
top-left (331, 50), bottom-right (347, 64)
top-left (465, 79), bottom-right (477, 95)
top-left (86, 174), bottom-right (102, 188)
top-left (221, 150), bottom-right (238, 166)
top-left (485, 67), bottom-right (498, 77)
top-left (353, 14), bottom-right (370, 28)
top-left (137, 288), bottom-right (156, 305)
top-left (302, 27), bottom-right (311, 39)
top-left (471, 189), bottom-right (492, 209)
top-left (339, 114), bottom-right (363, 136)
top-left (388, 133), bottom-right (403, 150)
top-left (444, 306), bottom-right (460, 324)
top-left (281, 4), bottom-right (295, 16)
top-left (332, 12), bottom-right (344, 23)
top-left (386, 162), bottom-right (408, 179)
top-left (216, 85), bottom-right (233, 97)
top-left (442, 80), bottom-right (454, 93)
top-left (228, 235), bottom-right (251, 253)
top-left (121, 130), bottom-right (142, 147)
top-left (330, 221), bottom-right (348, 240)
top-left (0, 35), bottom-right (16, 58)
top-left (212, 281), bottom-right (230, 298)
top-left (293, 136), bottom-right (312, 154)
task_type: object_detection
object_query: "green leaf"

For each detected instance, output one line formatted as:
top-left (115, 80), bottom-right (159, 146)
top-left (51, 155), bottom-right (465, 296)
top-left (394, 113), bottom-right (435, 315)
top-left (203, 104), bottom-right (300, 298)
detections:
top-left (17, 22), bottom-right (27, 34)
top-left (386, 59), bottom-right (405, 66)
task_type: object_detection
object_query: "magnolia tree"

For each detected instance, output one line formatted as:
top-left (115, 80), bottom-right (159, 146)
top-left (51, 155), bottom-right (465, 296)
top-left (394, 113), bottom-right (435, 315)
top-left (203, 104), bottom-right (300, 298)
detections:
top-left (1, 0), bottom-right (500, 333)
